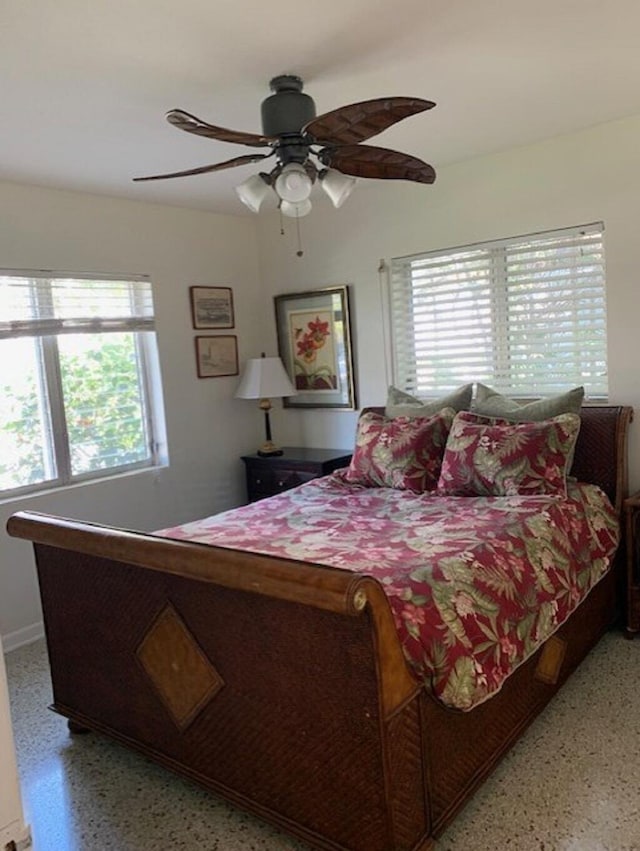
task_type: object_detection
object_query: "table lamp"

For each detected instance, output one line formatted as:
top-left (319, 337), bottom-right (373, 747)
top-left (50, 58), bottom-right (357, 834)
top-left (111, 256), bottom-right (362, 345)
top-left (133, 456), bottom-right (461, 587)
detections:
top-left (235, 353), bottom-right (296, 456)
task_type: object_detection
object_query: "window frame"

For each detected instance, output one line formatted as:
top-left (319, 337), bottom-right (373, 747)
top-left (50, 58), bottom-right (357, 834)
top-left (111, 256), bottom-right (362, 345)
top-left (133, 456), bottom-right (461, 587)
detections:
top-left (0, 270), bottom-right (166, 499)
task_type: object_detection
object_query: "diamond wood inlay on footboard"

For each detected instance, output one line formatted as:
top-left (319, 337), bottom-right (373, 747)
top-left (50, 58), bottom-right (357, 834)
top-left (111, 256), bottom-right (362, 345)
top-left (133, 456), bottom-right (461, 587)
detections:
top-left (136, 603), bottom-right (224, 729)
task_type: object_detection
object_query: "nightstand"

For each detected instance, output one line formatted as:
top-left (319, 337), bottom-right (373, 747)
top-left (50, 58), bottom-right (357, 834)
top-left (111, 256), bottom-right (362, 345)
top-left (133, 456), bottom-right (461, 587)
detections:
top-left (241, 447), bottom-right (352, 503)
top-left (624, 489), bottom-right (640, 636)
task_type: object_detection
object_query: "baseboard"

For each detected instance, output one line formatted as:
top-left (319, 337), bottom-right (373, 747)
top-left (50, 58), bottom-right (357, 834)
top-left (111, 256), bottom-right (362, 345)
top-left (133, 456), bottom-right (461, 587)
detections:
top-left (0, 819), bottom-right (32, 850)
top-left (2, 622), bottom-right (44, 654)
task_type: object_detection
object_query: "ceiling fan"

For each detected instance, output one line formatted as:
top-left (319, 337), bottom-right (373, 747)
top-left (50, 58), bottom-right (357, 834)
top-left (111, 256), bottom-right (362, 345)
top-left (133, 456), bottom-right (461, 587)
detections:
top-left (134, 75), bottom-right (436, 217)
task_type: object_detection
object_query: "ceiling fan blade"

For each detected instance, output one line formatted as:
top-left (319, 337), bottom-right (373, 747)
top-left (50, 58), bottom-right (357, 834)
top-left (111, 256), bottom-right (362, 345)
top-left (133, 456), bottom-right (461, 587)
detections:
top-left (320, 144), bottom-right (436, 183)
top-left (133, 152), bottom-right (273, 182)
top-left (304, 97), bottom-right (435, 146)
top-left (166, 109), bottom-right (276, 147)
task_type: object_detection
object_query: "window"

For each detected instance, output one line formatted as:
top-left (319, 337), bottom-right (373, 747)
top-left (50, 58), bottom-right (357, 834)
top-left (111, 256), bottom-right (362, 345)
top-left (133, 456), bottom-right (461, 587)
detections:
top-left (389, 223), bottom-right (607, 399)
top-left (0, 271), bottom-right (166, 497)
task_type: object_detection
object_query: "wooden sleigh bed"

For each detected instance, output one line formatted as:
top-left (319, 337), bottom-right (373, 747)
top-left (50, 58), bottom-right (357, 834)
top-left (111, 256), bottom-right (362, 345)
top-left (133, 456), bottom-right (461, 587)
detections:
top-left (6, 404), bottom-right (633, 851)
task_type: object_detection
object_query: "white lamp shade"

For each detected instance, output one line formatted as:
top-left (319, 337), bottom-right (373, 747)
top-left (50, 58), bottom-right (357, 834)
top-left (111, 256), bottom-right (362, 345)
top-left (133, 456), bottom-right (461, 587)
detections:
top-left (235, 356), bottom-right (296, 399)
top-left (320, 168), bottom-right (356, 208)
top-left (280, 198), bottom-right (312, 218)
top-left (275, 164), bottom-right (313, 203)
top-left (235, 173), bottom-right (271, 213)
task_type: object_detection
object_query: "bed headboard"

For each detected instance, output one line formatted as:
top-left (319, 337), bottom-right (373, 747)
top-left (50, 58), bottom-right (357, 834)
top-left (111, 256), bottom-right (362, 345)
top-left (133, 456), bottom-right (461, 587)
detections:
top-left (570, 406), bottom-right (633, 513)
top-left (362, 405), bottom-right (633, 515)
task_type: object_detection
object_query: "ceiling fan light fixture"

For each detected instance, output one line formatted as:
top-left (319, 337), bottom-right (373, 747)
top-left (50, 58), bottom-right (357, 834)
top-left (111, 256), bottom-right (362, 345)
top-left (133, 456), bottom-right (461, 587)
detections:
top-left (280, 198), bottom-right (312, 218)
top-left (319, 168), bottom-right (356, 208)
top-left (235, 172), bottom-right (272, 213)
top-left (274, 163), bottom-right (313, 203)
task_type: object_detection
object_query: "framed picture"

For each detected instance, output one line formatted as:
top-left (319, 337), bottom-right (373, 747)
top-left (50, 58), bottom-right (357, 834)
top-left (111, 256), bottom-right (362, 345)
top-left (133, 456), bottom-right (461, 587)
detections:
top-left (195, 335), bottom-right (238, 378)
top-left (274, 285), bottom-right (357, 409)
top-left (190, 286), bottom-right (234, 329)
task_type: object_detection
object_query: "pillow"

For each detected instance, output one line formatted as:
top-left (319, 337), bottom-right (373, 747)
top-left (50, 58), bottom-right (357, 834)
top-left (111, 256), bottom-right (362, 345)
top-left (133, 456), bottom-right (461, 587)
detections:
top-left (385, 383), bottom-right (473, 418)
top-left (437, 411), bottom-right (581, 497)
top-left (473, 384), bottom-right (584, 421)
top-left (344, 408), bottom-right (455, 492)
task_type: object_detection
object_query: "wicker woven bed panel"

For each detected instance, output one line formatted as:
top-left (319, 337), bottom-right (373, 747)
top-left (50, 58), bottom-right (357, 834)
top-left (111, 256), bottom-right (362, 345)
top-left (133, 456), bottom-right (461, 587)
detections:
top-left (385, 698), bottom-right (428, 849)
top-left (424, 567), bottom-right (616, 834)
top-left (570, 406), bottom-right (629, 509)
top-left (35, 544), bottom-right (421, 851)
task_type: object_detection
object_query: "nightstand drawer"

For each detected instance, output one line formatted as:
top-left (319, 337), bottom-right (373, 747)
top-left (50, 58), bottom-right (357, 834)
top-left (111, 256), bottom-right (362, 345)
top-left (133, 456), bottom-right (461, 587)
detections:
top-left (246, 466), bottom-right (317, 494)
top-left (272, 468), bottom-right (317, 493)
top-left (246, 467), bottom-right (276, 495)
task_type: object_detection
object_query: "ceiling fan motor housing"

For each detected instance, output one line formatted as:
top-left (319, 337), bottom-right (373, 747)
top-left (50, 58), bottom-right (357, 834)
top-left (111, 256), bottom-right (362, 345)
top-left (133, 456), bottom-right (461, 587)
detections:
top-left (261, 75), bottom-right (316, 138)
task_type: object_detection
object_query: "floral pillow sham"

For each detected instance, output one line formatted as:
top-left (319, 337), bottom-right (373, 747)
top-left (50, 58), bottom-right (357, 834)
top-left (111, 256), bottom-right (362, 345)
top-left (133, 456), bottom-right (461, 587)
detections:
top-left (437, 410), bottom-right (581, 497)
top-left (344, 407), bottom-right (455, 492)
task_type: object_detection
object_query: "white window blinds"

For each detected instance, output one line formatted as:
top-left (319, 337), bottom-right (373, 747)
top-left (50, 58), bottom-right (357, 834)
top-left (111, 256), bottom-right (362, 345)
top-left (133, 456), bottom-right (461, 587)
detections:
top-left (389, 223), bottom-right (607, 398)
top-left (0, 272), bottom-right (155, 339)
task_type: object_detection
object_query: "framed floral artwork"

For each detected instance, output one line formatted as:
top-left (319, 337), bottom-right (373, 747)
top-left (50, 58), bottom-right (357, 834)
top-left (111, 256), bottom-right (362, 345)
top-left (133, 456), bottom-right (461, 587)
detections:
top-left (274, 285), bottom-right (357, 409)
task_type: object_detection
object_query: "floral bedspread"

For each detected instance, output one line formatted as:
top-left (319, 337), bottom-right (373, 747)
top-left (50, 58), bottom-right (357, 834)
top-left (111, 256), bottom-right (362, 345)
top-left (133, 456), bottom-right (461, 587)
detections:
top-left (156, 474), bottom-right (619, 711)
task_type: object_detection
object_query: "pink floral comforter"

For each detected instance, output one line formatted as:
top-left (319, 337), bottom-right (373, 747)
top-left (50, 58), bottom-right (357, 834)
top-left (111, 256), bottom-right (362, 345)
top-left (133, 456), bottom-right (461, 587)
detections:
top-left (156, 474), bottom-right (619, 711)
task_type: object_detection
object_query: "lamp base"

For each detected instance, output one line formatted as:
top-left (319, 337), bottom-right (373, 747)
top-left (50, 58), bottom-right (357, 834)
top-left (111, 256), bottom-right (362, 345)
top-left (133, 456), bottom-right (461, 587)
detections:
top-left (257, 441), bottom-right (283, 457)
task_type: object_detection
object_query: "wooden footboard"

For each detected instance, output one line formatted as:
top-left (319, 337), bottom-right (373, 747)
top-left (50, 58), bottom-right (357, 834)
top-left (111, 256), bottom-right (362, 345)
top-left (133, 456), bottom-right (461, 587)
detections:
top-left (7, 511), bottom-right (432, 851)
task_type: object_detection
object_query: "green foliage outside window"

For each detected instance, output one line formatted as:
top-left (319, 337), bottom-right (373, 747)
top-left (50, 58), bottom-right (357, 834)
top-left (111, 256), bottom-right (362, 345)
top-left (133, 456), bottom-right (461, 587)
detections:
top-left (0, 335), bottom-right (148, 492)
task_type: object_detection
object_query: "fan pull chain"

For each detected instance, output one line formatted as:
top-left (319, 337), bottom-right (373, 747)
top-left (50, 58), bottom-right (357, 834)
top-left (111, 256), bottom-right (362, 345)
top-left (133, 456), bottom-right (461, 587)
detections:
top-left (277, 204), bottom-right (304, 257)
top-left (295, 211), bottom-right (304, 257)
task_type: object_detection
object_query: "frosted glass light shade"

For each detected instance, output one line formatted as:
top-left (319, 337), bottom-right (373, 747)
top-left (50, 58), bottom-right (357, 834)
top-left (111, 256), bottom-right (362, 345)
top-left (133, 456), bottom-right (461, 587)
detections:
top-left (235, 356), bottom-right (296, 399)
top-left (280, 198), bottom-right (312, 218)
top-left (320, 168), bottom-right (356, 208)
top-left (274, 164), bottom-right (313, 203)
top-left (235, 173), bottom-right (271, 213)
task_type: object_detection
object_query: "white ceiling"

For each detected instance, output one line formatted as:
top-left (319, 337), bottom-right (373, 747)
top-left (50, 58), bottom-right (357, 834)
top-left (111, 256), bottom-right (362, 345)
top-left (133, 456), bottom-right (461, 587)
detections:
top-left (3, 0), bottom-right (640, 216)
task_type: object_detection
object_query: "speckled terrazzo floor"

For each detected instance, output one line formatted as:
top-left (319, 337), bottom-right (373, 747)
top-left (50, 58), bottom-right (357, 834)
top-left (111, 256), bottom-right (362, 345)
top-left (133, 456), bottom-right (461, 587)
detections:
top-left (5, 633), bottom-right (640, 851)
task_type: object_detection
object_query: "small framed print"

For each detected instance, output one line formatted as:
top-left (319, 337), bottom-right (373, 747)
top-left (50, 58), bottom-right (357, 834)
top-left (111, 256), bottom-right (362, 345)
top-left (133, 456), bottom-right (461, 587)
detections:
top-left (190, 286), bottom-right (234, 329)
top-left (195, 335), bottom-right (238, 378)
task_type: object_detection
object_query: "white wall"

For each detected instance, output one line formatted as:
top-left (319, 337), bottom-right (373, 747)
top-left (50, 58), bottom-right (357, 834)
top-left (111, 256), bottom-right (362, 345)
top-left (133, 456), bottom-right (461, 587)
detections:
top-left (257, 113), bottom-right (640, 489)
top-left (0, 181), bottom-right (272, 648)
